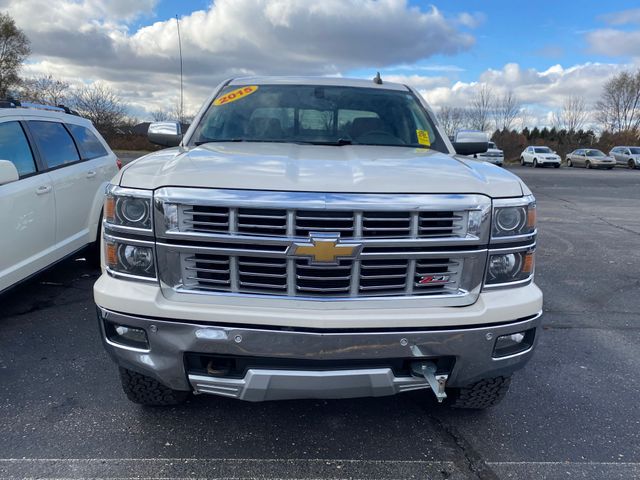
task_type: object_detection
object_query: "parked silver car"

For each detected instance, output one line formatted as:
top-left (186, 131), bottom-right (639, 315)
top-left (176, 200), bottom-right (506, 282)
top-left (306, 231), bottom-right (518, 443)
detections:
top-left (609, 146), bottom-right (640, 169)
top-left (566, 149), bottom-right (616, 169)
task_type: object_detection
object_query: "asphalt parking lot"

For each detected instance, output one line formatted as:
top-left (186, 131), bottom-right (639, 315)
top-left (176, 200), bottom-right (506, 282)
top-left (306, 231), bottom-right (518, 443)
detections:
top-left (1, 165), bottom-right (639, 480)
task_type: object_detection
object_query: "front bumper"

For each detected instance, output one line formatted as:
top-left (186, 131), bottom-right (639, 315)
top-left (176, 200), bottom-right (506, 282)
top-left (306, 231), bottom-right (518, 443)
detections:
top-left (97, 306), bottom-right (542, 401)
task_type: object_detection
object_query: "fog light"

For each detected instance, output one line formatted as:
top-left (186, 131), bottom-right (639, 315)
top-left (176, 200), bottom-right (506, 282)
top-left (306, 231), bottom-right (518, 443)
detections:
top-left (105, 321), bottom-right (149, 350)
top-left (493, 328), bottom-right (535, 358)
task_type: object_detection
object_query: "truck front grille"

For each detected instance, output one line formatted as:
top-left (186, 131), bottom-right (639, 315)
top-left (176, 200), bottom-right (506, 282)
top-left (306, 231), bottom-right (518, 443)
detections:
top-left (183, 206), bottom-right (462, 239)
top-left (154, 189), bottom-right (491, 305)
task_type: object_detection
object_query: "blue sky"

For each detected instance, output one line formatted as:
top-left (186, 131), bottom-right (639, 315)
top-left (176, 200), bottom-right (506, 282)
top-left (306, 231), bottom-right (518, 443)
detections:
top-left (6, 0), bottom-right (640, 125)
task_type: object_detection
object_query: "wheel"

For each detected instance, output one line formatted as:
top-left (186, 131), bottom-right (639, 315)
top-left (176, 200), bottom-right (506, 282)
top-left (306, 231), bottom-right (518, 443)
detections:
top-left (84, 213), bottom-right (102, 268)
top-left (119, 367), bottom-right (190, 406)
top-left (567, 159), bottom-right (573, 167)
top-left (629, 159), bottom-right (636, 169)
top-left (533, 158), bottom-right (538, 168)
top-left (586, 160), bottom-right (592, 169)
top-left (449, 375), bottom-right (512, 410)
top-left (520, 157), bottom-right (525, 166)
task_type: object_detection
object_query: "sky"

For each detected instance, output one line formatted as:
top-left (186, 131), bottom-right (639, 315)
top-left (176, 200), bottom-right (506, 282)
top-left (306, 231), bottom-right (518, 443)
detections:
top-left (2, 0), bottom-right (640, 126)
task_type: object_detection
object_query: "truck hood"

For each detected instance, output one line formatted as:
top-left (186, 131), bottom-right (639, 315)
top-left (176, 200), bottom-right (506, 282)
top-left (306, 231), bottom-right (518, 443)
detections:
top-left (119, 142), bottom-right (524, 197)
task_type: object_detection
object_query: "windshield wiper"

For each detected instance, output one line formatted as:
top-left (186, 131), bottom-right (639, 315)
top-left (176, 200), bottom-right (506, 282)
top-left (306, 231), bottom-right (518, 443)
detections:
top-left (297, 138), bottom-right (353, 146)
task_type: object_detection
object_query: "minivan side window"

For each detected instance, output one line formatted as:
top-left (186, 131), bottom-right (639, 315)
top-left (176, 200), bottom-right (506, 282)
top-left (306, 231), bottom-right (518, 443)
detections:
top-left (0, 121), bottom-right (37, 177)
top-left (28, 121), bottom-right (80, 169)
top-left (66, 124), bottom-right (108, 160)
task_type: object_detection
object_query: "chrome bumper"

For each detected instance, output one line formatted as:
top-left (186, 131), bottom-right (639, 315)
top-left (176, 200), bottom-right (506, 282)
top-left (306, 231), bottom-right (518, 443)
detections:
top-left (97, 306), bottom-right (542, 400)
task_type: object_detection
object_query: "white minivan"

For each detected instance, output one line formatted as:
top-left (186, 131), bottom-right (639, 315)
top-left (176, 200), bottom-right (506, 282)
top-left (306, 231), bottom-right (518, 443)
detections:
top-left (0, 102), bottom-right (118, 293)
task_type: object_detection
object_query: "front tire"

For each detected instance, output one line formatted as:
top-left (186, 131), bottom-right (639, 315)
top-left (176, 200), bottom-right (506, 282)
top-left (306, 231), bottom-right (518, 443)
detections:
top-left (520, 157), bottom-right (525, 166)
top-left (567, 159), bottom-right (573, 167)
top-left (119, 367), bottom-right (190, 406)
top-left (533, 158), bottom-right (539, 168)
top-left (629, 159), bottom-right (636, 169)
top-left (449, 375), bottom-right (512, 410)
top-left (586, 160), bottom-right (592, 169)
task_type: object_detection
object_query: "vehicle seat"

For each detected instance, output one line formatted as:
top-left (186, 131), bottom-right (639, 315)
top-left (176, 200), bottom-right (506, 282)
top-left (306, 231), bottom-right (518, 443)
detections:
top-left (248, 117), bottom-right (284, 139)
top-left (350, 117), bottom-right (387, 138)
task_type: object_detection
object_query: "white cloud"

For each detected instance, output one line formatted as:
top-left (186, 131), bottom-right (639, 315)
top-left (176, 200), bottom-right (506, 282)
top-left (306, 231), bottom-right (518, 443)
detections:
top-left (587, 29), bottom-right (640, 57)
top-left (600, 8), bottom-right (640, 26)
top-left (5, 0), bottom-right (477, 117)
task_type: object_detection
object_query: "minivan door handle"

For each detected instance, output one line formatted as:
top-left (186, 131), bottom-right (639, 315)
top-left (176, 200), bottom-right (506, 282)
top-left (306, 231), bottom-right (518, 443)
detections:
top-left (36, 185), bottom-right (52, 195)
top-left (86, 170), bottom-right (97, 178)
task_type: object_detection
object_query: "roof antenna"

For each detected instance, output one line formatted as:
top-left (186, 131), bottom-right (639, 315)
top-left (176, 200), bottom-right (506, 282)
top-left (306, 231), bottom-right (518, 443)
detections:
top-left (373, 72), bottom-right (383, 85)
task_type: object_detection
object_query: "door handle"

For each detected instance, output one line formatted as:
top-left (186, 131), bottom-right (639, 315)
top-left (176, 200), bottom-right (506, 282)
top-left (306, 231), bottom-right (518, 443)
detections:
top-left (86, 170), bottom-right (97, 178)
top-left (36, 185), bottom-right (52, 195)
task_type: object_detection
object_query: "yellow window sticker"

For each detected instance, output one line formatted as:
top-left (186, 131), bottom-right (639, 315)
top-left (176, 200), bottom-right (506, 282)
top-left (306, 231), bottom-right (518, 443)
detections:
top-left (416, 129), bottom-right (431, 146)
top-left (213, 86), bottom-right (258, 106)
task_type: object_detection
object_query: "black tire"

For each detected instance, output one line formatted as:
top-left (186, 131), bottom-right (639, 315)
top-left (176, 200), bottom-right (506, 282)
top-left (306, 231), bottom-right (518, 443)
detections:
top-left (84, 213), bottom-right (102, 268)
top-left (449, 375), bottom-right (512, 410)
top-left (629, 159), bottom-right (636, 169)
top-left (119, 367), bottom-right (190, 406)
top-left (520, 157), bottom-right (525, 166)
top-left (533, 158), bottom-right (538, 168)
top-left (586, 160), bottom-right (592, 169)
top-left (567, 158), bottom-right (573, 167)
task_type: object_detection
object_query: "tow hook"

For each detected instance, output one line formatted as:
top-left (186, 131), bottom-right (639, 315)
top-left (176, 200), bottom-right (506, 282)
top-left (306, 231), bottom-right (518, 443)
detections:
top-left (411, 361), bottom-right (448, 403)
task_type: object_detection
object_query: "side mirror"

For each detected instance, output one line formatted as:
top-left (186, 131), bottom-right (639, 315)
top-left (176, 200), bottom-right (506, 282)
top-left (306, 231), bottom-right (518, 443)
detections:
top-left (0, 160), bottom-right (19, 186)
top-left (452, 142), bottom-right (489, 156)
top-left (148, 122), bottom-right (183, 147)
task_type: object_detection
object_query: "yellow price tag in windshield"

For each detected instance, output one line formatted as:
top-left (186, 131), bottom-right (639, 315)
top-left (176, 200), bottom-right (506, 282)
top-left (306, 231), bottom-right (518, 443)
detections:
top-left (416, 129), bottom-right (431, 146)
top-left (213, 86), bottom-right (258, 106)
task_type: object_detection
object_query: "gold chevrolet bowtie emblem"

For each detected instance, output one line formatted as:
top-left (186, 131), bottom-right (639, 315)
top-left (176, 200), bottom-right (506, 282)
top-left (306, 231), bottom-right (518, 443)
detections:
top-left (288, 234), bottom-right (362, 265)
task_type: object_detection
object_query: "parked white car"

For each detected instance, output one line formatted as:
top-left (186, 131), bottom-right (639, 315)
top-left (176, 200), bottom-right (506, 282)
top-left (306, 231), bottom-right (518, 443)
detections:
top-left (475, 141), bottom-right (504, 166)
top-left (0, 101), bottom-right (119, 293)
top-left (520, 146), bottom-right (561, 168)
top-left (609, 146), bottom-right (640, 169)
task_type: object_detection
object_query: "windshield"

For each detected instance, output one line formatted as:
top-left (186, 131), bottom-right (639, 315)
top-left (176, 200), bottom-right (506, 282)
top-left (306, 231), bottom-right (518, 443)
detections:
top-left (191, 84), bottom-right (445, 150)
top-left (534, 147), bottom-right (552, 153)
top-left (629, 147), bottom-right (640, 154)
top-left (586, 150), bottom-right (606, 157)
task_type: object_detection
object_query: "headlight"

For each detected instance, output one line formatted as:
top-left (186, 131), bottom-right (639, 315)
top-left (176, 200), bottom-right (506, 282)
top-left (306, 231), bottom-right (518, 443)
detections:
top-left (104, 185), bottom-right (153, 231)
top-left (492, 196), bottom-right (536, 239)
top-left (485, 249), bottom-right (534, 286)
top-left (105, 236), bottom-right (156, 280)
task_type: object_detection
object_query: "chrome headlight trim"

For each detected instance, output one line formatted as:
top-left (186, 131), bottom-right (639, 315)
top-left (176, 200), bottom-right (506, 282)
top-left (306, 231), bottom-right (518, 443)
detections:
top-left (104, 185), bottom-right (154, 235)
top-left (491, 195), bottom-right (536, 244)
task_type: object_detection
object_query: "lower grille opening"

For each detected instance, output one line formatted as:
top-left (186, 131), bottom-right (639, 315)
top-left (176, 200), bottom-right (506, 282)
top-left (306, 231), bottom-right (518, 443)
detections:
top-left (185, 354), bottom-right (456, 379)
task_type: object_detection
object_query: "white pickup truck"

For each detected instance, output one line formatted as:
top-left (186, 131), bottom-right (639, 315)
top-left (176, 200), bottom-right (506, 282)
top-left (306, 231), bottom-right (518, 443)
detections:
top-left (94, 77), bottom-right (542, 409)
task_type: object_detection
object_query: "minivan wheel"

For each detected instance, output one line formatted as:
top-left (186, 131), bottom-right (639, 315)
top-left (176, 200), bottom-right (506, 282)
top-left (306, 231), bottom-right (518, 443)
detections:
top-left (119, 367), bottom-right (190, 406)
top-left (629, 159), bottom-right (636, 169)
top-left (449, 375), bottom-right (512, 410)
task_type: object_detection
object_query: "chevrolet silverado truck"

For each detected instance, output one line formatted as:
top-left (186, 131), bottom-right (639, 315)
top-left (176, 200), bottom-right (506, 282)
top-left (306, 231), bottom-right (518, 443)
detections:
top-left (94, 76), bottom-right (542, 409)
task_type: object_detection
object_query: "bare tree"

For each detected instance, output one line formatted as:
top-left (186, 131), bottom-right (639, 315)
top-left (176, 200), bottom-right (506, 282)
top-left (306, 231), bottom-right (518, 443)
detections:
top-left (21, 75), bottom-right (70, 105)
top-left (493, 90), bottom-right (520, 131)
top-left (518, 107), bottom-right (531, 131)
top-left (596, 70), bottom-right (640, 132)
top-left (0, 12), bottom-right (30, 98)
top-left (467, 84), bottom-right (494, 132)
top-left (437, 106), bottom-right (466, 137)
top-left (70, 83), bottom-right (128, 137)
top-left (151, 109), bottom-right (172, 121)
top-left (553, 95), bottom-right (589, 132)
